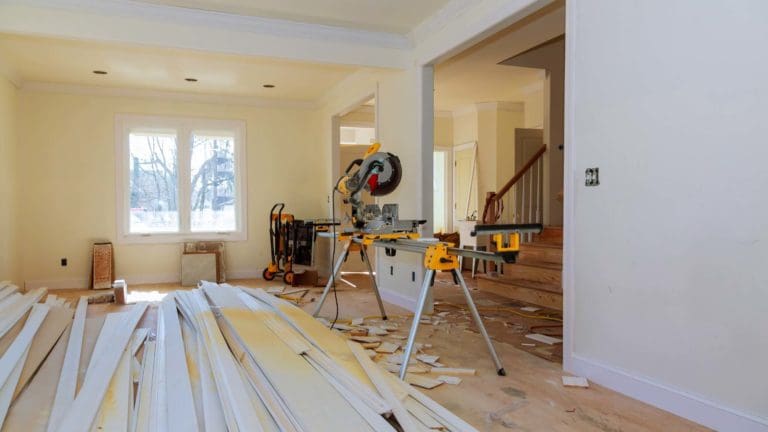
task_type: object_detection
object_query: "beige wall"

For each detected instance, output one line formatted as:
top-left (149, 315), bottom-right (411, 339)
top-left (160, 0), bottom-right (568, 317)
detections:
top-left (523, 88), bottom-right (544, 128)
top-left (0, 76), bottom-right (18, 282)
top-left (17, 90), bottom-right (325, 287)
top-left (433, 115), bottom-right (453, 148)
top-left (496, 107), bottom-right (526, 189)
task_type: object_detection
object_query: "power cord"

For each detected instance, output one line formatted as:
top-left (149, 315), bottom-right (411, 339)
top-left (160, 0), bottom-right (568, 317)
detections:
top-left (328, 184), bottom-right (340, 329)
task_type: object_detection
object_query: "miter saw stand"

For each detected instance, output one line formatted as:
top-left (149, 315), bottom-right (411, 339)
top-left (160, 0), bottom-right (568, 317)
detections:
top-left (313, 219), bottom-right (542, 379)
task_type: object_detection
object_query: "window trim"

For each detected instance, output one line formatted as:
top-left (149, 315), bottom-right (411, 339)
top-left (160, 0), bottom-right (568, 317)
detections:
top-left (115, 114), bottom-right (247, 244)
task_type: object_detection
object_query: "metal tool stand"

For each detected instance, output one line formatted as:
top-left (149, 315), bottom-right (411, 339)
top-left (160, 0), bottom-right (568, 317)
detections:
top-left (312, 238), bottom-right (388, 320)
top-left (398, 267), bottom-right (505, 379)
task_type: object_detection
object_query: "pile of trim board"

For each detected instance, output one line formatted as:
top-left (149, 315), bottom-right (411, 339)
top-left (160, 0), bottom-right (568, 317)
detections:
top-left (0, 281), bottom-right (480, 432)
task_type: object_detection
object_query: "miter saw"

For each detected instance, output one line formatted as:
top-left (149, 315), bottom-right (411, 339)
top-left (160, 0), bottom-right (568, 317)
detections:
top-left (315, 142), bottom-right (544, 381)
top-left (335, 143), bottom-right (424, 235)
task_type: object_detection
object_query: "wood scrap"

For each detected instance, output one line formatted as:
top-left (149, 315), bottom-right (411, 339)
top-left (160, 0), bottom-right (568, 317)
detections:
top-left (404, 374), bottom-right (443, 390)
top-left (350, 335), bottom-right (381, 344)
top-left (436, 375), bottom-right (462, 385)
top-left (375, 342), bottom-right (400, 354)
top-left (562, 376), bottom-right (589, 388)
top-left (430, 367), bottom-right (476, 376)
top-left (525, 333), bottom-right (562, 345)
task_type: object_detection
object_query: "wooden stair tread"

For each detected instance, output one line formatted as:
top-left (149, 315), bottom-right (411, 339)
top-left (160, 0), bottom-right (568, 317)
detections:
top-left (476, 277), bottom-right (562, 311)
top-left (478, 273), bottom-right (561, 294)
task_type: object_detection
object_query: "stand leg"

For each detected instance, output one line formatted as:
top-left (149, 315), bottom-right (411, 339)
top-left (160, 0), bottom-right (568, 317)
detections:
top-left (361, 246), bottom-right (387, 320)
top-left (312, 241), bottom-right (351, 317)
top-left (453, 269), bottom-right (506, 376)
top-left (399, 269), bottom-right (435, 380)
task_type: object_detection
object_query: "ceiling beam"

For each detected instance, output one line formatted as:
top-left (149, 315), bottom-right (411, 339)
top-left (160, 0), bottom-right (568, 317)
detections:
top-left (0, 1), bottom-right (412, 69)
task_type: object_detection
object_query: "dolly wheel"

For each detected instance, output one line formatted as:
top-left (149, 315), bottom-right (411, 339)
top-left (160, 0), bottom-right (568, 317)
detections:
top-left (283, 271), bottom-right (295, 285)
top-left (263, 268), bottom-right (275, 281)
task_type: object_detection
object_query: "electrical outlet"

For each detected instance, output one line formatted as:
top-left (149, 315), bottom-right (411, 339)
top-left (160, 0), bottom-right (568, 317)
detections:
top-left (60, 258), bottom-right (68, 267)
top-left (585, 167), bottom-right (600, 186)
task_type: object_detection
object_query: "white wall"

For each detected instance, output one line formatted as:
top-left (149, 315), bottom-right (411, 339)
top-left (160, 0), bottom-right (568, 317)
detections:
top-left (17, 89), bottom-right (325, 288)
top-left (0, 76), bottom-right (18, 282)
top-left (566, 1), bottom-right (768, 430)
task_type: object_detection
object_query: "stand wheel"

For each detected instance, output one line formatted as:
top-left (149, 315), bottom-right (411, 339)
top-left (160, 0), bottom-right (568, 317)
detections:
top-left (497, 368), bottom-right (507, 376)
top-left (283, 271), bottom-right (295, 285)
top-left (262, 268), bottom-right (275, 281)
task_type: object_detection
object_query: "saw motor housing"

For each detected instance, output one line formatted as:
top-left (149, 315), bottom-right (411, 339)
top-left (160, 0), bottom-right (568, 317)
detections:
top-left (336, 143), bottom-right (421, 234)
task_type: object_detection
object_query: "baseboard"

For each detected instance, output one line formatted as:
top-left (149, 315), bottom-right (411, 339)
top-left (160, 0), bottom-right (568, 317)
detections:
top-left (378, 286), bottom-right (433, 314)
top-left (568, 354), bottom-right (768, 432)
top-left (226, 269), bottom-right (263, 280)
top-left (24, 278), bottom-right (89, 290)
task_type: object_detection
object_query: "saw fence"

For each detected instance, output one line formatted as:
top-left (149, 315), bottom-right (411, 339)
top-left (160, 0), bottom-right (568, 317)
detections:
top-left (0, 281), bottom-right (480, 432)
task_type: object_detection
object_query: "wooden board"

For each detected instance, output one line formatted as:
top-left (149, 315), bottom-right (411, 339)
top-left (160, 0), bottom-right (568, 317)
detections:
top-left (2, 323), bottom-right (69, 432)
top-left (55, 303), bottom-right (148, 432)
top-left (203, 285), bottom-right (374, 432)
top-left (14, 305), bottom-right (74, 399)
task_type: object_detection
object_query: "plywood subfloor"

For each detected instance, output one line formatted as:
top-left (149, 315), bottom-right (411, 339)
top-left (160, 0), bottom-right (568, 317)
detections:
top-left (49, 273), bottom-right (710, 432)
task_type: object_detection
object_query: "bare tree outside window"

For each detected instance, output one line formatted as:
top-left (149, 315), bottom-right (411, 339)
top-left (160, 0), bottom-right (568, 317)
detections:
top-left (190, 134), bottom-right (237, 232)
top-left (128, 133), bottom-right (179, 233)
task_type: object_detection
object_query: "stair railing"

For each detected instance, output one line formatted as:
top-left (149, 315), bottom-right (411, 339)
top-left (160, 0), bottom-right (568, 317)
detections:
top-left (481, 145), bottom-right (546, 243)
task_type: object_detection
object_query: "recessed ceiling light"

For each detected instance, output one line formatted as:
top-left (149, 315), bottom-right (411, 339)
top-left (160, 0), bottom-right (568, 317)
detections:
top-left (185, 78), bottom-right (198, 82)
top-left (263, 84), bottom-right (275, 88)
top-left (92, 70), bottom-right (108, 75)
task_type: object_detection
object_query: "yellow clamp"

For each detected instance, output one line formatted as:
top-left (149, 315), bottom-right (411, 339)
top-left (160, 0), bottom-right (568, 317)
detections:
top-left (424, 243), bottom-right (458, 271)
top-left (492, 232), bottom-right (520, 252)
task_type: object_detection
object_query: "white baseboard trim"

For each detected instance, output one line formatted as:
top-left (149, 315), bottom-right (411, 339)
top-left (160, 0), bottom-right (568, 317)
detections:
top-left (227, 269), bottom-right (263, 280)
top-left (568, 355), bottom-right (768, 432)
top-left (24, 278), bottom-right (89, 290)
top-left (378, 286), bottom-right (433, 314)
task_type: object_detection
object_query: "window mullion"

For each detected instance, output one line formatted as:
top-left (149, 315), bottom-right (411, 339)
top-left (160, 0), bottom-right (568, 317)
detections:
top-left (178, 125), bottom-right (192, 234)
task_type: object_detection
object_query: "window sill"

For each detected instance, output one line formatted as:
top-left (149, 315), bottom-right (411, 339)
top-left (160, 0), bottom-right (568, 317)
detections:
top-left (116, 231), bottom-right (247, 245)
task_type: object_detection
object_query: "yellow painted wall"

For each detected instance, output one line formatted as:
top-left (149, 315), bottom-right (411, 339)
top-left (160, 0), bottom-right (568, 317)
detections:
top-left (0, 76), bottom-right (18, 282)
top-left (497, 108), bottom-right (526, 188)
top-left (433, 115), bottom-right (452, 148)
top-left (17, 90), bottom-right (325, 287)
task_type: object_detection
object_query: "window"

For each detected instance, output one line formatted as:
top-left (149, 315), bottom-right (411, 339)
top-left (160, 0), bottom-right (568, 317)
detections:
top-left (116, 115), bottom-right (246, 243)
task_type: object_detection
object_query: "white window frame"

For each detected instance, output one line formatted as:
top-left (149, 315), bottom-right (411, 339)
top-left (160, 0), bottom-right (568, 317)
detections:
top-left (115, 114), bottom-right (247, 244)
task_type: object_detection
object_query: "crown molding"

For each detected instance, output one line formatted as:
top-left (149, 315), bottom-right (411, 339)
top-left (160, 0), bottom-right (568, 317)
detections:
top-left (20, 81), bottom-right (320, 110)
top-left (0, 1), bottom-right (411, 69)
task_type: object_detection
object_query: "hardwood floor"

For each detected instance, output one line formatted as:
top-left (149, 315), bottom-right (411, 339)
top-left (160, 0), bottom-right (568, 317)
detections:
top-left (46, 274), bottom-right (710, 432)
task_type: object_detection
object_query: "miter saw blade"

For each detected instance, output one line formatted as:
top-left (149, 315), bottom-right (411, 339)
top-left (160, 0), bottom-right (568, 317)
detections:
top-left (368, 153), bottom-right (402, 196)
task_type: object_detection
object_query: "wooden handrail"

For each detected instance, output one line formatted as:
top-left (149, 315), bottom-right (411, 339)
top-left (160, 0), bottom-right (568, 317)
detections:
top-left (482, 144), bottom-right (546, 223)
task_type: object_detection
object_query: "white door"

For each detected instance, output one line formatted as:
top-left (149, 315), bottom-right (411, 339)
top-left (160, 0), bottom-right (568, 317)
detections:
top-left (452, 142), bottom-right (478, 223)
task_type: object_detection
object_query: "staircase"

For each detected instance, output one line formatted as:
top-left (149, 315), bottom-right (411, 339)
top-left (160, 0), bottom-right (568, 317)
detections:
top-left (476, 226), bottom-right (562, 310)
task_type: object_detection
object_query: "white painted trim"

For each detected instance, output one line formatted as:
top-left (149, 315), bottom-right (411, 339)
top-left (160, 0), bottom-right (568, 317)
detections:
top-left (24, 278), bottom-right (89, 290)
top-left (0, 2), bottom-right (410, 69)
top-left (225, 270), bottom-right (263, 280)
top-left (20, 82), bottom-right (319, 110)
top-left (561, 0), bottom-right (577, 374)
top-left (378, 286), bottom-right (420, 312)
top-left (569, 355), bottom-right (768, 432)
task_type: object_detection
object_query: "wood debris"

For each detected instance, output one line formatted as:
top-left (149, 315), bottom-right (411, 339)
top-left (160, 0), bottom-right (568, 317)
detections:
top-left (525, 333), bottom-right (562, 345)
top-left (436, 375), bottom-right (462, 385)
top-left (562, 376), bottom-right (590, 388)
top-left (0, 283), bottom-right (484, 432)
top-left (374, 341), bottom-right (400, 354)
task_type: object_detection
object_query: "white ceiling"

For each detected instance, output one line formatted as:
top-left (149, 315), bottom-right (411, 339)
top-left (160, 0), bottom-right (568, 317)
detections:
top-left (434, 2), bottom-right (565, 112)
top-left (137, 0), bottom-right (451, 34)
top-left (0, 33), bottom-right (358, 101)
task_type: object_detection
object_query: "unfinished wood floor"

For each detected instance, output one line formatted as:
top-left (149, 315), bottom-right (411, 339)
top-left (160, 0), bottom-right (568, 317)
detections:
top-left (51, 274), bottom-right (710, 432)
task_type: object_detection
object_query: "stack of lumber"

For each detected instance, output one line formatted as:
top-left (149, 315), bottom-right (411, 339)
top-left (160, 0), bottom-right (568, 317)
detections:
top-left (0, 282), bottom-right (480, 431)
